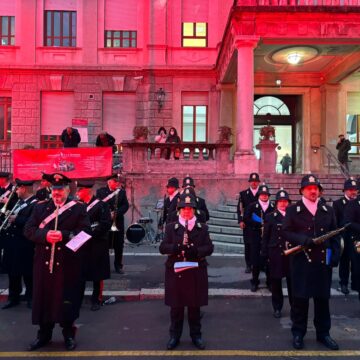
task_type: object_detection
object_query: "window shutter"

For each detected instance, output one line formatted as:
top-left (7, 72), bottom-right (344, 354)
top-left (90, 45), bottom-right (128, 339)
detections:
top-left (182, 0), bottom-right (208, 22)
top-left (105, 0), bottom-right (137, 30)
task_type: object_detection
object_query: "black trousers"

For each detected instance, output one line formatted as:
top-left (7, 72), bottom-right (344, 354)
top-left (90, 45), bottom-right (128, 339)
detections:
top-left (91, 280), bottom-right (103, 304)
top-left (339, 239), bottom-right (355, 287)
top-left (109, 231), bottom-right (124, 268)
top-left (169, 307), bottom-right (201, 340)
top-left (244, 242), bottom-right (251, 268)
top-left (271, 276), bottom-right (292, 311)
top-left (8, 273), bottom-right (32, 301)
top-left (251, 260), bottom-right (270, 287)
top-left (291, 297), bottom-right (331, 338)
top-left (38, 322), bottom-right (76, 341)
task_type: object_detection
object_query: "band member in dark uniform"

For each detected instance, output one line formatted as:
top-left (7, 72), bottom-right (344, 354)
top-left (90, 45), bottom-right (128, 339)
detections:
top-left (24, 173), bottom-right (91, 351)
top-left (332, 178), bottom-right (358, 295)
top-left (261, 189), bottom-right (292, 318)
top-left (159, 193), bottom-right (213, 351)
top-left (167, 187), bottom-right (207, 224)
top-left (237, 172), bottom-right (260, 273)
top-left (1, 178), bottom-right (38, 309)
top-left (282, 174), bottom-right (340, 351)
top-left (344, 194), bottom-right (360, 300)
top-left (159, 177), bottom-right (180, 227)
top-left (35, 173), bottom-right (52, 201)
top-left (244, 184), bottom-right (274, 292)
top-left (0, 172), bottom-right (18, 272)
top-left (76, 180), bottom-right (112, 311)
top-left (96, 174), bottom-right (129, 274)
top-left (182, 175), bottom-right (209, 222)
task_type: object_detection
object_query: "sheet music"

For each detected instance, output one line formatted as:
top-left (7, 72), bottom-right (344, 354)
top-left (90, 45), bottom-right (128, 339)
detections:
top-left (65, 231), bottom-right (92, 252)
top-left (174, 261), bottom-right (199, 273)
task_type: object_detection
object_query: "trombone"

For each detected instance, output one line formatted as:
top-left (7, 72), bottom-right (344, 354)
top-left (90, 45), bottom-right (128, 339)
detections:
top-left (0, 199), bottom-right (20, 232)
top-left (110, 189), bottom-right (120, 232)
top-left (0, 185), bottom-right (18, 216)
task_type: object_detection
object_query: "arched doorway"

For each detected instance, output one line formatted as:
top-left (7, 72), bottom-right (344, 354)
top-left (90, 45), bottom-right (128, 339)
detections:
top-left (253, 95), bottom-right (301, 174)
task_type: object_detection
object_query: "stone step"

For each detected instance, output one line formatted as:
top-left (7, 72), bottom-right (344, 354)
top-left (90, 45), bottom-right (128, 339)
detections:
top-left (208, 224), bottom-right (242, 236)
top-left (208, 217), bottom-right (239, 227)
top-left (218, 204), bottom-right (237, 212)
top-left (213, 241), bottom-right (244, 254)
top-left (209, 210), bottom-right (237, 220)
top-left (210, 233), bottom-right (243, 244)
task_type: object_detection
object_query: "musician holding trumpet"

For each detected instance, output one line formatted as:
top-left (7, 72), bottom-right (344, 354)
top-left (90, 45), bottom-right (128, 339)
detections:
top-left (159, 193), bottom-right (213, 351)
top-left (1, 178), bottom-right (37, 310)
top-left (282, 174), bottom-right (341, 351)
top-left (24, 173), bottom-right (91, 351)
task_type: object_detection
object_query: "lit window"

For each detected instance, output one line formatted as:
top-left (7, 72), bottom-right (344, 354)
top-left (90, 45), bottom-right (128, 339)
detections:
top-left (0, 16), bottom-right (15, 46)
top-left (105, 30), bottom-right (137, 48)
top-left (182, 22), bottom-right (207, 48)
top-left (44, 11), bottom-right (76, 47)
top-left (182, 105), bottom-right (207, 142)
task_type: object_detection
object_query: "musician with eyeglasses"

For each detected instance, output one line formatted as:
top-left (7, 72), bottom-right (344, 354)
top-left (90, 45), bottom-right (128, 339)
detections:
top-left (76, 180), bottom-right (112, 311)
top-left (96, 174), bottom-right (129, 274)
top-left (0, 172), bottom-right (18, 273)
top-left (24, 173), bottom-right (91, 351)
top-left (1, 178), bottom-right (37, 310)
top-left (159, 193), bottom-right (213, 351)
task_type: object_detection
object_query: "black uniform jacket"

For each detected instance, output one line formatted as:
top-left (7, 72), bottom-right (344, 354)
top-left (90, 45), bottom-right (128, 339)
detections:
top-left (96, 186), bottom-right (129, 232)
top-left (82, 197), bottom-right (112, 281)
top-left (161, 192), bottom-right (180, 226)
top-left (159, 221), bottom-right (213, 307)
top-left (24, 198), bottom-right (91, 325)
top-left (196, 196), bottom-right (210, 222)
top-left (261, 210), bottom-right (289, 279)
top-left (244, 201), bottom-right (275, 266)
top-left (344, 198), bottom-right (360, 291)
top-left (282, 200), bottom-right (340, 299)
top-left (36, 187), bottom-right (51, 201)
top-left (236, 188), bottom-right (259, 223)
top-left (2, 196), bottom-right (38, 275)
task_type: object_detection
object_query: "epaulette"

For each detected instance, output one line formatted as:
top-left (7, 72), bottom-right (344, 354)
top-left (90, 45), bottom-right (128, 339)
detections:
top-left (196, 197), bottom-right (199, 202)
top-left (197, 223), bottom-right (202, 228)
top-left (296, 206), bottom-right (301, 213)
top-left (274, 212), bottom-right (278, 217)
top-left (322, 205), bottom-right (328, 212)
top-left (342, 199), bottom-right (346, 205)
top-left (255, 203), bottom-right (259, 208)
top-left (174, 223), bottom-right (179, 230)
top-left (196, 210), bottom-right (200, 214)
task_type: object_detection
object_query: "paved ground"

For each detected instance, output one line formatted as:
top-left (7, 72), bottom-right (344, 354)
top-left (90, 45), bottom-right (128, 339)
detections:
top-left (0, 243), bottom-right (359, 359)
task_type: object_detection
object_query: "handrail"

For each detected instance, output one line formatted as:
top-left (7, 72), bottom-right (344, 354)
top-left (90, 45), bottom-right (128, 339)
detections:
top-left (320, 145), bottom-right (349, 178)
top-left (236, 0), bottom-right (360, 6)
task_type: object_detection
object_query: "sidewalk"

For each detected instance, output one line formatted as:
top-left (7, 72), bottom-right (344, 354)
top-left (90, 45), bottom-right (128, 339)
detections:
top-left (0, 243), bottom-right (357, 301)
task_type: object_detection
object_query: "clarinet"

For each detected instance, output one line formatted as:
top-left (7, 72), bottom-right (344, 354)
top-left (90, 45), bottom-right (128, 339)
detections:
top-left (181, 220), bottom-right (189, 261)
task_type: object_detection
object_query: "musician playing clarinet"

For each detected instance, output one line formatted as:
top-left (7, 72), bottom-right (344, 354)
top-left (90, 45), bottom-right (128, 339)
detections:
top-left (24, 173), bottom-right (91, 351)
top-left (282, 174), bottom-right (340, 351)
top-left (1, 178), bottom-right (37, 310)
top-left (159, 193), bottom-right (213, 351)
top-left (76, 180), bottom-right (112, 311)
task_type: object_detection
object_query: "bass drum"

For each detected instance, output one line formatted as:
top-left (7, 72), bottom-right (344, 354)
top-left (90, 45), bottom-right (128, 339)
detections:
top-left (126, 223), bottom-right (146, 244)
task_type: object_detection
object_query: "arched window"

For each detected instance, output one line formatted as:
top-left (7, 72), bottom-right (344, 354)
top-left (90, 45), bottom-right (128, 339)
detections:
top-left (253, 96), bottom-right (290, 116)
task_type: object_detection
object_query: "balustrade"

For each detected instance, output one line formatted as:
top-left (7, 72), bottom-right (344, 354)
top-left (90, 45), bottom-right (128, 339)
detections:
top-left (236, 0), bottom-right (360, 6)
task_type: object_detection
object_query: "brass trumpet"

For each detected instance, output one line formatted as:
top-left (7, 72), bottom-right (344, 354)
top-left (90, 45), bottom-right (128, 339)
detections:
top-left (0, 199), bottom-right (20, 232)
top-left (0, 185), bottom-right (18, 216)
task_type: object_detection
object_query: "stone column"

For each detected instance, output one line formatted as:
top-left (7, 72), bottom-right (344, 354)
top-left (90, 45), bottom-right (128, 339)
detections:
top-left (233, 36), bottom-right (259, 174)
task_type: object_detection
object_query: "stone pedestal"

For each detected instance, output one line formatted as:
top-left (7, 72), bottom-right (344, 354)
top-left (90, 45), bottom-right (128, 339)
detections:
top-left (256, 140), bottom-right (278, 174)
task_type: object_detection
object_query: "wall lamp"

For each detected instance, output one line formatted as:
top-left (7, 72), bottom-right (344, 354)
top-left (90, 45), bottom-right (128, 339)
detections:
top-left (156, 88), bottom-right (166, 112)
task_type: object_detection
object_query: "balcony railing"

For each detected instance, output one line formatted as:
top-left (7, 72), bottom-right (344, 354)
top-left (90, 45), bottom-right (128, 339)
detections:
top-left (122, 141), bottom-right (233, 174)
top-left (236, 0), bottom-right (360, 6)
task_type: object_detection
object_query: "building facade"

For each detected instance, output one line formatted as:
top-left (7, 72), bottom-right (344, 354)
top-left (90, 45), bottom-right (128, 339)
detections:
top-left (0, 0), bottom-right (360, 179)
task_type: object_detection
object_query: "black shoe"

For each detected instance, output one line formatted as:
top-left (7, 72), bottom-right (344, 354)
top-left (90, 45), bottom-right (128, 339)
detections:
top-left (192, 337), bottom-right (205, 350)
top-left (340, 285), bottom-right (349, 295)
top-left (166, 337), bottom-right (179, 350)
top-left (2, 300), bottom-right (20, 309)
top-left (273, 310), bottom-right (281, 318)
top-left (250, 283), bottom-right (258, 292)
top-left (28, 338), bottom-right (51, 351)
top-left (317, 335), bottom-right (339, 350)
top-left (245, 266), bottom-right (251, 274)
top-left (114, 264), bottom-right (124, 274)
top-left (90, 303), bottom-right (101, 311)
top-left (292, 335), bottom-right (304, 350)
top-left (64, 337), bottom-right (77, 351)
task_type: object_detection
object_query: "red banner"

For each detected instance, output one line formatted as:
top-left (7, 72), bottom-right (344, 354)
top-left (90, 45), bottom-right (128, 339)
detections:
top-left (13, 147), bottom-right (113, 180)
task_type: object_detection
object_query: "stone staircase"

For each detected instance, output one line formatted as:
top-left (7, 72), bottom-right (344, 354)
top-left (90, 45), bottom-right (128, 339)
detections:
top-left (208, 174), bottom-right (351, 252)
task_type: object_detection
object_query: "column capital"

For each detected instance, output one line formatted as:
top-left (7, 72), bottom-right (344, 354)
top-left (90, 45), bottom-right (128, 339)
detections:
top-left (319, 83), bottom-right (342, 94)
top-left (234, 36), bottom-right (260, 50)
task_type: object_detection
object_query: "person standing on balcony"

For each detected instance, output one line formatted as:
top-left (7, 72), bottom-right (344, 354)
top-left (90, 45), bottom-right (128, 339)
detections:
top-left (336, 134), bottom-right (351, 172)
top-left (155, 127), bottom-right (167, 159)
top-left (96, 131), bottom-right (116, 153)
top-left (237, 173), bottom-right (261, 274)
top-left (165, 127), bottom-right (181, 159)
top-left (244, 184), bottom-right (274, 292)
top-left (282, 174), bottom-right (340, 351)
top-left (332, 178), bottom-right (358, 295)
top-left (60, 127), bottom-right (81, 148)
